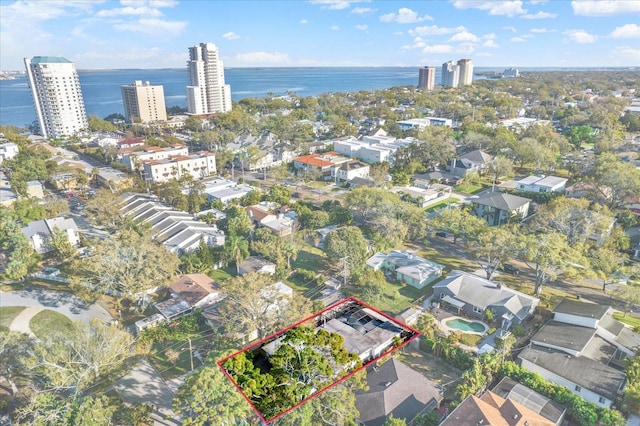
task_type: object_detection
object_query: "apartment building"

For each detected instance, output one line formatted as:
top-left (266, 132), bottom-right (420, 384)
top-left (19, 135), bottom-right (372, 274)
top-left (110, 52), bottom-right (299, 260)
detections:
top-left (186, 42), bottom-right (232, 115)
top-left (121, 80), bottom-right (167, 123)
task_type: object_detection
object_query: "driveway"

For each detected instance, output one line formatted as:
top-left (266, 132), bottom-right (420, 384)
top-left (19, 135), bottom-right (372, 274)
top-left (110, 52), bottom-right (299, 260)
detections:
top-left (0, 289), bottom-right (112, 324)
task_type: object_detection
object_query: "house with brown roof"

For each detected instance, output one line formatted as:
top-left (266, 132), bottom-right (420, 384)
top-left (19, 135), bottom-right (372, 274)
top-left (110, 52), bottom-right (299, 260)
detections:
top-left (154, 274), bottom-right (223, 320)
top-left (441, 389), bottom-right (556, 426)
top-left (246, 202), bottom-right (298, 237)
top-left (292, 151), bottom-right (351, 181)
top-left (355, 358), bottom-right (442, 426)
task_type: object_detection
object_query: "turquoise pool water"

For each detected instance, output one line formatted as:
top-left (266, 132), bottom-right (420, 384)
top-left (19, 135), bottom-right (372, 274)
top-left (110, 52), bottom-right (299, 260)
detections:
top-left (444, 318), bottom-right (487, 333)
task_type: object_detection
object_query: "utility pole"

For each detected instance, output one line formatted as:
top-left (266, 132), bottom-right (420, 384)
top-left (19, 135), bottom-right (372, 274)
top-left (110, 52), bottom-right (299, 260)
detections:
top-left (341, 256), bottom-right (349, 288)
top-left (188, 337), bottom-right (194, 372)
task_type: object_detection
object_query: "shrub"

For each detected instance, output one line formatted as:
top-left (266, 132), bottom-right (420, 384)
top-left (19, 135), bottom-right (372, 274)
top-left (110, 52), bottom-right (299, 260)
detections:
top-left (511, 325), bottom-right (526, 337)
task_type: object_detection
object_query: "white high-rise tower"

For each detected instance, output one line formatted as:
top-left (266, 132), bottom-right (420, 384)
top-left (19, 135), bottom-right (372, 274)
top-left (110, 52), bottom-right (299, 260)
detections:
top-left (457, 59), bottom-right (474, 86)
top-left (24, 56), bottom-right (88, 138)
top-left (441, 61), bottom-right (460, 88)
top-left (186, 42), bottom-right (232, 115)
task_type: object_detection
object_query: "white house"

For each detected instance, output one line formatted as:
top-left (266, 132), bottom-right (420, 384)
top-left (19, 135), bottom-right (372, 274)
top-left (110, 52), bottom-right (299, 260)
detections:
top-left (0, 142), bottom-right (19, 164)
top-left (22, 217), bottom-right (80, 254)
top-left (336, 161), bottom-right (370, 183)
top-left (397, 117), bottom-right (452, 131)
top-left (516, 175), bottom-right (567, 193)
top-left (367, 250), bottom-right (443, 289)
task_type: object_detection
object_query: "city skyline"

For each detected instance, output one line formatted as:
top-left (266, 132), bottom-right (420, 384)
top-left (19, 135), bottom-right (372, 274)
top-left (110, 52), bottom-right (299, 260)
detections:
top-left (1, 0), bottom-right (639, 71)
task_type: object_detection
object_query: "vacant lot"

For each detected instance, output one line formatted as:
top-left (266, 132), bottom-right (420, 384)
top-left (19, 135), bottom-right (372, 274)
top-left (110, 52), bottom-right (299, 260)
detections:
top-left (398, 348), bottom-right (463, 401)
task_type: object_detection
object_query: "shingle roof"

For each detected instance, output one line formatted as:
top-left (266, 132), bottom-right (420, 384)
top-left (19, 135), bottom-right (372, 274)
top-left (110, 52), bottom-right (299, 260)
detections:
top-left (472, 192), bottom-right (531, 211)
top-left (531, 321), bottom-right (597, 353)
top-left (491, 377), bottom-right (566, 425)
top-left (552, 299), bottom-right (609, 321)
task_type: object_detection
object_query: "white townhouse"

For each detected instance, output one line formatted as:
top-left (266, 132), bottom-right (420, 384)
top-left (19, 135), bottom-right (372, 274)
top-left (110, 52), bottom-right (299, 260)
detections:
top-left (142, 152), bottom-right (216, 183)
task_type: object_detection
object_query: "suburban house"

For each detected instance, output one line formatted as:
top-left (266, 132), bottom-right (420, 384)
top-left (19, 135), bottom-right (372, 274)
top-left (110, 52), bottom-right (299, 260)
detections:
top-left (0, 171), bottom-right (16, 206)
top-left (238, 256), bottom-right (277, 275)
top-left (246, 202), bottom-right (298, 237)
top-left (292, 151), bottom-right (351, 181)
top-left (119, 193), bottom-right (225, 254)
top-left (396, 117), bottom-right (453, 131)
top-left (447, 149), bottom-right (493, 178)
top-left (22, 217), bottom-right (80, 254)
top-left (355, 358), bottom-right (442, 426)
top-left (516, 175), bottom-right (568, 193)
top-left (154, 274), bottom-right (223, 321)
top-left (491, 377), bottom-right (566, 425)
top-left (470, 192), bottom-right (531, 226)
top-left (412, 171), bottom-right (463, 187)
top-left (518, 299), bottom-right (637, 409)
top-left (26, 180), bottom-right (44, 198)
top-left (203, 177), bottom-right (255, 205)
top-left (433, 270), bottom-right (539, 329)
top-left (565, 182), bottom-right (612, 201)
top-left (367, 250), bottom-right (443, 289)
top-left (313, 224), bottom-right (339, 248)
top-left (390, 184), bottom-right (451, 208)
top-left (335, 160), bottom-right (370, 183)
top-left (0, 142), bottom-right (19, 164)
top-left (442, 386), bottom-right (560, 426)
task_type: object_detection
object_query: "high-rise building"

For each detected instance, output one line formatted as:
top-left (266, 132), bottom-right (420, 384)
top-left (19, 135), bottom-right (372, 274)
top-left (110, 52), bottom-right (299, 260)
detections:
top-left (418, 66), bottom-right (436, 90)
top-left (186, 42), bottom-right (232, 115)
top-left (457, 59), bottom-right (474, 86)
top-left (441, 61), bottom-right (460, 88)
top-left (121, 81), bottom-right (167, 123)
top-left (24, 56), bottom-right (88, 139)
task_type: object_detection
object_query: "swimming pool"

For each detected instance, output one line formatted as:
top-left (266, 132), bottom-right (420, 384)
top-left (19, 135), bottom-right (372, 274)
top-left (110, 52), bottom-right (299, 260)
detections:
top-left (443, 317), bottom-right (488, 334)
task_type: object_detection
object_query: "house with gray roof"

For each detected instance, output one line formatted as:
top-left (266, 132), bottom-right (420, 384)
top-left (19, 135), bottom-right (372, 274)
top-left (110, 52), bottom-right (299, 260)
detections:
top-left (367, 250), bottom-right (443, 289)
top-left (517, 298), bottom-right (638, 409)
top-left (22, 217), bottom-right (80, 254)
top-left (470, 191), bottom-right (531, 226)
top-left (447, 149), bottom-right (493, 178)
top-left (516, 175), bottom-right (567, 193)
top-left (355, 358), bottom-right (442, 426)
top-left (433, 270), bottom-right (539, 329)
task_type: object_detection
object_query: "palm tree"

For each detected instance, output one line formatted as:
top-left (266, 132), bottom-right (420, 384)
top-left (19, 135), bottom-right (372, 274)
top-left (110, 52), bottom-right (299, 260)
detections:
top-left (225, 235), bottom-right (249, 275)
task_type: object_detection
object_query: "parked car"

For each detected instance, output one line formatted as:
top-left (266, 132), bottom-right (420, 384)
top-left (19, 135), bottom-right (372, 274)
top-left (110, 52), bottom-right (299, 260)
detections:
top-left (435, 231), bottom-right (450, 238)
top-left (502, 263), bottom-right (521, 275)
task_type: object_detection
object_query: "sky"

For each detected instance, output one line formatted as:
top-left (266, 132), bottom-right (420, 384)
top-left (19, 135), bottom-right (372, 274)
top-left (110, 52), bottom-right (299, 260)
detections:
top-left (1, 0), bottom-right (639, 70)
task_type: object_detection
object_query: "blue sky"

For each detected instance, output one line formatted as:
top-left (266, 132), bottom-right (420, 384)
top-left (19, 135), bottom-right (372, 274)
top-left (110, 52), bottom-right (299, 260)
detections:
top-left (1, 0), bottom-right (639, 70)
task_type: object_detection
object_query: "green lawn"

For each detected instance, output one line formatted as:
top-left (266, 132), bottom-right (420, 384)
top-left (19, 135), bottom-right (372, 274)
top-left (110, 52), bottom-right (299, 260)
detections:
top-left (147, 334), bottom-right (210, 380)
top-left (425, 197), bottom-right (459, 213)
top-left (417, 246), bottom-right (478, 274)
top-left (209, 266), bottom-right (235, 283)
top-left (30, 309), bottom-right (74, 339)
top-left (348, 279), bottom-right (433, 315)
top-left (613, 312), bottom-right (640, 330)
top-left (0, 279), bottom-right (71, 293)
top-left (454, 182), bottom-right (485, 194)
top-left (0, 306), bottom-right (26, 332)
top-left (291, 245), bottom-right (327, 272)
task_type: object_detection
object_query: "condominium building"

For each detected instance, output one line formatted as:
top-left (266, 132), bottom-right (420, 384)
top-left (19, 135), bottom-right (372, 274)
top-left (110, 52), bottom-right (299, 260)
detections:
top-left (121, 80), bottom-right (167, 123)
top-left (441, 61), bottom-right (460, 88)
top-left (417, 66), bottom-right (436, 90)
top-left (24, 56), bottom-right (88, 138)
top-left (142, 152), bottom-right (216, 183)
top-left (120, 145), bottom-right (190, 171)
top-left (457, 59), bottom-right (473, 86)
top-left (186, 42), bottom-right (232, 115)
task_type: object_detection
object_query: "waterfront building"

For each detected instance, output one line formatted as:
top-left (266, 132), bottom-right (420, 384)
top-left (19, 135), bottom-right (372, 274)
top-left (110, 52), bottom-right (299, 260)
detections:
top-left (24, 56), bottom-right (88, 139)
top-left (441, 61), bottom-right (460, 88)
top-left (503, 67), bottom-right (520, 78)
top-left (121, 80), bottom-right (167, 123)
top-left (417, 66), bottom-right (435, 90)
top-left (457, 59), bottom-right (473, 86)
top-left (186, 42), bottom-right (232, 115)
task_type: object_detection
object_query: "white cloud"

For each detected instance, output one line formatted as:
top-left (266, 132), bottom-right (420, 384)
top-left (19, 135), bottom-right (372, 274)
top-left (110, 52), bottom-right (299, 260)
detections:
top-left (331, 25), bottom-right (340, 30)
top-left (300, 19), bottom-right (308, 24)
top-left (113, 18), bottom-right (187, 35)
top-left (451, 1), bottom-right (527, 17)
top-left (233, 51), bottom-right (290, 65)
top-left (409, 25), bottom-right (467, 36)
top-left (483, 33), bottom-right (497, 39)
top-left (571, 0), bottom-right (640, 16)
top-left (511, 36), bottom-right (527, 42)
top-left (355, 24), bottom-right (368, 31)
top-left (351, 7), bottom-right (375, 14)
top-left (610, 46), bottom-right (640, 60)
top-left (95, 6), bottom-right (163, 18)
top-left (530, 27), bottom-right (552, 33)
top-left (609, 24), bottom-right (640, 38)
top-left (449, 31), bottom-right (480, 42)
top-left (120, 0), bottom-right (178, 7)
top-left (422, 44), bottom-right (453, 53)
top-left (483, 39), bottom-right (499, 47)
top-left (222, 32), bottom-right (240, 40)
top-left (522, 11), bottom-right (557, 18)
top-left (502, 25), bottom-right (517, 32)
top-left (309, 0), bottom-right (362, 10)
top-left (380, 8), bottom-right (433, 23)
top-left (529, 0), bottom-right (547, 4)
top-left (564, 29), bottom-right (598, 43)
top-left (456, 45), bottom-right (475, 54)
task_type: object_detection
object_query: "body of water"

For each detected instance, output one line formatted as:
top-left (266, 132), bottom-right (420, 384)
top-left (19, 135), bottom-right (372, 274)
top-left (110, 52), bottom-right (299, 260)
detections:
top-left (0, 66), bottom-right (626, 128)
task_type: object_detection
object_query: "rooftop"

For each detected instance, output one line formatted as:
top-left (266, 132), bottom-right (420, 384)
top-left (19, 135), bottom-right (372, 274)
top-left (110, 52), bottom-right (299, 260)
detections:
top-left (472, 191), bottom-right (531, 211)
top-left (552, 299), bottom-right (609, 321)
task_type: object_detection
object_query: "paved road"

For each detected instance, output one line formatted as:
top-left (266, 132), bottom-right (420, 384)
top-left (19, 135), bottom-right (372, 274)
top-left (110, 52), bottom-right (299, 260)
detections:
top-left (0, 289), bottom-right (112, 324)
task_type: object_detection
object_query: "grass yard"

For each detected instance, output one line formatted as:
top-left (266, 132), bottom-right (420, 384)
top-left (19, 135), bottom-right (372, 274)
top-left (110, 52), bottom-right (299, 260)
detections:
top-left (0, 279), bottom-right (71, 293)
top-left (456, 333), bottom-right (483, 347)
top-left (209, 266), bottom-right (235, 283)
top-left (0, 306), bottom-right (26, 332)
top-left (30, 309), bottom-right (74, 339)
top-left (290, 245), bottom-right (327, 272)
top-left (454, 182), bottom-right (485, 194)
top-left (398, 348), bottom-right (463, 401)
top-left (147, 333), bottom-right (213, 380)
top-left (613, 312), bottom-right (640, 330)
top-left (348, 279), bottom-right (433, 315)
top-left (425, 197), bottom-right (459, 213)
top-left (417, 246), bottom-right (478, 274)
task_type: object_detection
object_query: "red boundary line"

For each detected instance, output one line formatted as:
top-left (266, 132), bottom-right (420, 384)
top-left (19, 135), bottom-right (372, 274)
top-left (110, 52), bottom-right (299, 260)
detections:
top-left (216, 296), bottom-right (421, 424)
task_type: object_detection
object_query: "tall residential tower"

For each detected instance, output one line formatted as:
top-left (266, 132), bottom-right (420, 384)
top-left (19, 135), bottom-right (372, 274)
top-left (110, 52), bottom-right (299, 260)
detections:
top-left (121, 81), bottom-right (167, 123)
top-left (24, 56), bottom-right (88, 138)
top-left (457, 59), bottom-right (474, 86)
top-left (418, 66), bottom-right (436, 90)
top-left (186, 42), bottom-right (232, 115)
top-left (441, 61), bottom-right (460, 88)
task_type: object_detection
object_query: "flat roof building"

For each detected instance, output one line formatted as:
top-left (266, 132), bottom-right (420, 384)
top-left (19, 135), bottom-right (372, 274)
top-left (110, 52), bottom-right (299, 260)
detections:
top-left (121, 80), bottom-right (167, 123)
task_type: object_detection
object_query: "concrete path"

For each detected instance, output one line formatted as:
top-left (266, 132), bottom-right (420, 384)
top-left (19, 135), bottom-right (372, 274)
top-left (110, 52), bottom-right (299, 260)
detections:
top-left (0, 289), bottom-right (112, 324)
top-left (8, 306), bottom-right (43, 336)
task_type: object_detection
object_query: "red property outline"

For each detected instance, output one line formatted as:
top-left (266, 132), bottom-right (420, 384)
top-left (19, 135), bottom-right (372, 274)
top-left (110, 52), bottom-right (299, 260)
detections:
top-left (216, 296), bottom-right (421, 424)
